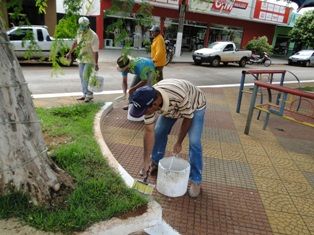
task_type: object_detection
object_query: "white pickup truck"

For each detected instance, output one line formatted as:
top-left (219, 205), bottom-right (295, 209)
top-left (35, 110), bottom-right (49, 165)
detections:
top-left (6, 25), bottom-right (74, 64)
top-left (192, 41), bottom-right (252, 67)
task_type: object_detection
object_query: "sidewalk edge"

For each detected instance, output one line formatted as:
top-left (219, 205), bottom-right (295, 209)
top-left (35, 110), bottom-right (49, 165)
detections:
top-left (82, 102), bottom-right (164, 235)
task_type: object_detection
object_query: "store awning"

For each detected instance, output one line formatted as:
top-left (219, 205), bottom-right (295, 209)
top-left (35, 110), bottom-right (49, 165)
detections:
top-left (290, 0), bottom-right (314, 11)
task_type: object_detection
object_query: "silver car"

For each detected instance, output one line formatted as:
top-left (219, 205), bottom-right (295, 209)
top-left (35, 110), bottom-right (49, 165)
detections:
top-left (288, 50), bottom-right (314, 67)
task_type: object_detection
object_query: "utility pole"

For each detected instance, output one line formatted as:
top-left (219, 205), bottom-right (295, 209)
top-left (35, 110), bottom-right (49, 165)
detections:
top-left (175, 0), bottom-right (186, 57)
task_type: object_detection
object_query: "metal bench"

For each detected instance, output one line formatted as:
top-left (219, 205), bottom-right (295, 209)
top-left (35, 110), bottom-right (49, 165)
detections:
top-left (244, 81), bottom-right (314, 135)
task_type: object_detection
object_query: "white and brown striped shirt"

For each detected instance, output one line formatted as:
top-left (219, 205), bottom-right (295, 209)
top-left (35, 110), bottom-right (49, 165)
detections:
top-left (144, 79), bottom-right (206, 125)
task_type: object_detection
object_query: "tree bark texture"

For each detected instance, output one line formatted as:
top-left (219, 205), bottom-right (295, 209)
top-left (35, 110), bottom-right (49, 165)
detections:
top-left (0, 23), bottom-right (73, 205)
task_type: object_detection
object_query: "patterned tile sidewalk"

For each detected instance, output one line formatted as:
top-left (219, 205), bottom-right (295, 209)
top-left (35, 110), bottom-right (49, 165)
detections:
top-left (101, 87), bottom-right (314, 235)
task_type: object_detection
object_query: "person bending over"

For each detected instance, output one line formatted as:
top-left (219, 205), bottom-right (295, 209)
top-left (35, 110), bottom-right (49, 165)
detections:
top-left (129, 79), bottom-right (206, 197)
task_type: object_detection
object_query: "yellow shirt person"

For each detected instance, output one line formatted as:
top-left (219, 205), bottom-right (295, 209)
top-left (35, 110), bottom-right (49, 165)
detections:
top-left (150, 25), bottom-right (166, 82)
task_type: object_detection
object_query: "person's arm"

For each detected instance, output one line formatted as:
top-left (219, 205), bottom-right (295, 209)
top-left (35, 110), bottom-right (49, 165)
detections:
top-left (143, 123), bottom-right (155, 173)
top-left (122, 74), bottom-right (128, 95)
top-left (173, 118), bottom-right (192, 154)
top-left (128, 80), bottom-right (147, 96)
top-left (66, 40), bottom-right (77, 59)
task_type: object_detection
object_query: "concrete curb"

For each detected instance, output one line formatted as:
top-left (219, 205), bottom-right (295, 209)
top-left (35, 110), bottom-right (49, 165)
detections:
top-left (78, 200), bottom-right (162, 235)
top-left (85, 102), bottom-right (180, 234)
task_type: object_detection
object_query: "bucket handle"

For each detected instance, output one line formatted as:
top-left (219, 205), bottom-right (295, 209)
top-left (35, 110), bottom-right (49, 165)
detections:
top-left (166, 155), bottom-right (177, 174)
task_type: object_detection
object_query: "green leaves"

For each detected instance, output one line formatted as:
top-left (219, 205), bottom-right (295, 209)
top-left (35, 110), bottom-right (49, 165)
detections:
top-left (245, 36), bottom-right (272, 55)
top-left (35, 0), bottom-right (48, 14)
top-left (289, 10), bottom-right (314, 48)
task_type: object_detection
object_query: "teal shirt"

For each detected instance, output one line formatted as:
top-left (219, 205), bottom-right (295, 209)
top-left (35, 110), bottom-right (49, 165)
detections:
top-left (122, 57), bottom-right (156, 84)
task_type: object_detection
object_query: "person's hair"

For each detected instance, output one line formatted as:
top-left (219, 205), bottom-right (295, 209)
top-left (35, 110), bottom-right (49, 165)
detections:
top-left (117, 56), bottom-right (130, 69)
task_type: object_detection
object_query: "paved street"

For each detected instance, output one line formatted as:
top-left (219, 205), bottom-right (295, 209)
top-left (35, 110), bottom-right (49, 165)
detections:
top-left (21, 49), bottom-right (314, 95)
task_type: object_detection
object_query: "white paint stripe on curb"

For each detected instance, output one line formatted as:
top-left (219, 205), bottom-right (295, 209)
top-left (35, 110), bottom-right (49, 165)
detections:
top-left (78, 200), bottom-right (162, 235)
top-left (90, 102), bottom-right (180, 235)
top-left (31, 80), bottom-right (314, 99)
top-left (94, 102), bottom-right (134, 188)
top-left (32, 90), bottom-right (124, 99)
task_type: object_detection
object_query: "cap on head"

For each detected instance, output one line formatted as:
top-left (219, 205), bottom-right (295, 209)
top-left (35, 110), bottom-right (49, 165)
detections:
top-left (116, 56), bottom-right (130, 71)
top-left (129, 86), bottom-right (157, 118)
top-left (150, 25), bottom-right (160, 33)
top-left (78, 16), bottom-right (90, 26)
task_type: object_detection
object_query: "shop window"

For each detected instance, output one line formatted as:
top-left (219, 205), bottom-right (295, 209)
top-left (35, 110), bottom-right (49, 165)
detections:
top-left (105, 15), bottom-right (153, 48)
top-left (274, 36), bottom-right (289, 55)
top-left (209, 25), bottom-right (243, 48)
top-left (164, 18), bottom-right (206, 51)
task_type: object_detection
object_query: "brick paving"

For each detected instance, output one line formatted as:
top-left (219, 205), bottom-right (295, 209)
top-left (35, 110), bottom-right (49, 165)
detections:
top-left (101, 87), bottom-right (314, 235)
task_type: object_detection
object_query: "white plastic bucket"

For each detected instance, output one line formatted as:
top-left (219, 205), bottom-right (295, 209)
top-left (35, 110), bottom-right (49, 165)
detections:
top-left (156, 156), bottom-right (190, 197)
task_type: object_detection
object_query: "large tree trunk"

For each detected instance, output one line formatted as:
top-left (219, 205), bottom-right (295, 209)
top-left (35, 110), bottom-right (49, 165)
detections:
top-left (0, 23), bottom-right (73, 205)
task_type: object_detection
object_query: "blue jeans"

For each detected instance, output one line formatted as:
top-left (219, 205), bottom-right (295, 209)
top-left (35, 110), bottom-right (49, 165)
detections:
top-left (79, 63), bottom-right (93, 98)
top-left (152, 108), bottom-right (206, 184)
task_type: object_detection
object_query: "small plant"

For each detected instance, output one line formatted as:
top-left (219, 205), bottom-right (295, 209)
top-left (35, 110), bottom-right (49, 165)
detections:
top-left (245, 36), bottom-right (272, 55)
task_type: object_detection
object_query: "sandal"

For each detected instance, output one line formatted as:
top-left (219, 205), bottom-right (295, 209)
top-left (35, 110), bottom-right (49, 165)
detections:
top-left (149, 162), bottom-right (158, 176)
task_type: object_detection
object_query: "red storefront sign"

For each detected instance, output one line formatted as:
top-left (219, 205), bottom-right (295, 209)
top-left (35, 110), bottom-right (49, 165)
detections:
top-left (211, 0), bottom-right (248, 13)
top-left (253, 0), bottom-right (291, 24)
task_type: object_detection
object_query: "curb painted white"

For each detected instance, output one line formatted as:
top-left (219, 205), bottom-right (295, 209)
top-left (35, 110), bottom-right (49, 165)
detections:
top-left (89, 102), bottom-right (180, 234)
top-left (31, 80), bottom-right (314, 99)
top-left (94, 102), bottom-right (134, 187)
top-left (78, 201), bottom-right (162, 235)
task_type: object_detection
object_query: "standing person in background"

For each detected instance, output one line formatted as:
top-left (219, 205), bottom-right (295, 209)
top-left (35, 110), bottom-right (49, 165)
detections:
top-left (150, 25), bottom-right (166, 82)
top-left (66, 16), bottom-right (99, 103)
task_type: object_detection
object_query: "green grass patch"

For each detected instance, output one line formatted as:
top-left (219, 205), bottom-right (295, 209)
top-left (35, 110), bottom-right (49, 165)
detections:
top-left (0, 103), bottom-right (148, 232)
top-left (299, 86), bottom-right (314, 92)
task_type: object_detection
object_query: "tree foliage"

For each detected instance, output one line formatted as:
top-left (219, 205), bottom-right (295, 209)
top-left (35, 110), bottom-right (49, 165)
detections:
top-left (245, 36), bottom-right (273, 55)
top-left (289, 10), bottom-right (314, 49)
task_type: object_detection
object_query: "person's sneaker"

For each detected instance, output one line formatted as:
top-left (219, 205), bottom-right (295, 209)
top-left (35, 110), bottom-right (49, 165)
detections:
top-left (76, 96), bottom-right (85, 101)
top-left (188, 183), bottom-right (201, 198)
top-left (122, 105), bottom-right (129, 110)
top-left (84, 97), bottom-right (93, 103)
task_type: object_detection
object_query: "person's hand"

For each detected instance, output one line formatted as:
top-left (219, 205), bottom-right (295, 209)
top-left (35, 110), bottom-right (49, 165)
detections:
top-left (95, 64), bottom-right (99, 71)
top-left (66, 52), bottom-right (72, 59)
top-left (128, 88), bottom-right (135, 96)
top-left (173, 142), bottom-right (182, 155)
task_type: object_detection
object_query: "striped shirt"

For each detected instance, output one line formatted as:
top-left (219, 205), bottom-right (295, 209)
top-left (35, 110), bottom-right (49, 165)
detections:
top-left (144, 79), bottom-right (206, 125)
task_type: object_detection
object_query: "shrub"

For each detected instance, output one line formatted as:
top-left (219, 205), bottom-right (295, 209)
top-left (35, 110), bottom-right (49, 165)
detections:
top-left (245, 36), bottom-right (272, 55)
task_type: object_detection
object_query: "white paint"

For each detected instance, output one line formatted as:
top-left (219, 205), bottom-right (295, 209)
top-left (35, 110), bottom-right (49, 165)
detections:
top-left (78, 201), bottom-right (163, 235)
top-left (145, 221), bottom-right (180, 235)
top-left (175, 32), bottom-right (183, 58)
top-left (156, 157), bottom-right (190, 197)
top-left (89, 102), bottom-right (180, 235)
top-left (94, 102), bottom-right (134, 188)
top-left (31, 80), bottom-right (314, 99)
top-left (32, 90), bottom-right (123, 99)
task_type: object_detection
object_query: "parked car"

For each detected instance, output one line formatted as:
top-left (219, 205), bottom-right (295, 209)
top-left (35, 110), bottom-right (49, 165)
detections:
top-left (288, 50), bottom-right (314, 67)
top-left (192, 41), bottom-right (252, 67)
top-left (6, 25), bottom-right (74, 64)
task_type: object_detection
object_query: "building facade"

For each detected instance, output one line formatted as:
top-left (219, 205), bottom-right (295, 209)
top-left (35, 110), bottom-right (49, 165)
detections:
top-left (5, 0), bottom-right (297, 55)
top-left (98, 0), bottom-right (295, 53)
